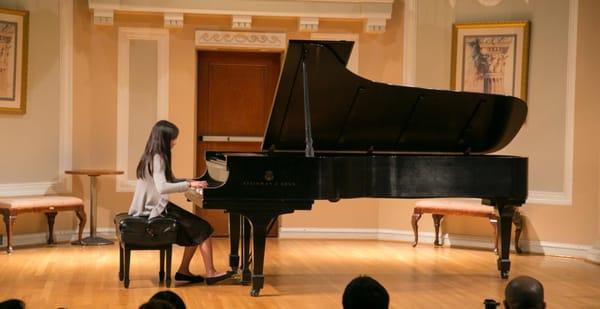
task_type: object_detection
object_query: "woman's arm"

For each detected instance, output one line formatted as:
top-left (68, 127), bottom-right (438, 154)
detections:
top-left (152, 155), bottom-right (189, 194)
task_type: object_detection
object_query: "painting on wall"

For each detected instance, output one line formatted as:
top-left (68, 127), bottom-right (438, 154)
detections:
top-left (451, 21), bottom-right (530, 101)
top-left (0, 8), bottom-right (28, 114)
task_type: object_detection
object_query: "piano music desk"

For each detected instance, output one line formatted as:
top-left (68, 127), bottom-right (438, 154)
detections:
top-left (412, 200), bottom-right (522, 254)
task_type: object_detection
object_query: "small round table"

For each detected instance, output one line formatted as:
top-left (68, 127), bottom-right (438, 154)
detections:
top-left (66, 169), bottom-right (123, 245)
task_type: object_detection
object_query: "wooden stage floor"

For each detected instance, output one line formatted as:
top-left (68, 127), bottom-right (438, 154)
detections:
top-left (1, 238), bottom-right (599, 308)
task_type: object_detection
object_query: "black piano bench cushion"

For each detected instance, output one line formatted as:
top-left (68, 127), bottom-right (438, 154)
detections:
top-left (114, 213), bottom-right (179, 289)
top-left (114, 213), bottom-right (178, 246)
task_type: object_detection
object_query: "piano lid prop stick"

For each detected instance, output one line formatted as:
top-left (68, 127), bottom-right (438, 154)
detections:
top-left (301, 46), bottom-right (315, 157)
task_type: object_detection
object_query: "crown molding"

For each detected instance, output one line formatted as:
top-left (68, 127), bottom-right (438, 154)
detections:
top-left (299, 17), bottom-right (319, 32)
top-left (364, 18), bottom-right (386, 33)
top-left (88, 0), bottom-right (393, 31)
top-left (93, 8), bottom-right (113, 25)
top-left (164, 12), bottom-right (184, 28)
top-left (232, 15), bottom-right (252, 29)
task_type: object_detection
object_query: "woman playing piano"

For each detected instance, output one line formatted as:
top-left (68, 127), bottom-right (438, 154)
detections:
top-left (128, 120), bottom-right (233, 285)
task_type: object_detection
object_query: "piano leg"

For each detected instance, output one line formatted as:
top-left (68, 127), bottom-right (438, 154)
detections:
top-left (496, 203), bottom-right (516, 279)
top-left (228, 213), bottom-right (241, 273)
top-left (249, 217), bottom-right (269, 297)
top-left (241, 218), bottom-right (252, 285)
top-left (235, 209), bottom-right (296, 297)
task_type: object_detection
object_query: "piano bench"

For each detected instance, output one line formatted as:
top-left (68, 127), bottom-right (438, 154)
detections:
top-left (0, 196), bottom-right (86, 253)
top-left (411, 200), bottom-right (522, 253)
top-left (114, 213), bottom-right (178, 288)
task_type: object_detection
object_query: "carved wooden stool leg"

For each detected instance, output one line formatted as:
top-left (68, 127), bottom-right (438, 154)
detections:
top-left (411, 212), bottom-right (422, 247)
top-left (75, 208), bottom-right (87, 244)
top-left (432, 214), bottom-right (444, 246)
top-left (3, 210), bottom-right (16, 254)
top-left (490, 217), bottom-right (498, 255)
top-left (512, 210), bottom-right (523, 254)
top-left (45, 212), bottom-right (58, 244)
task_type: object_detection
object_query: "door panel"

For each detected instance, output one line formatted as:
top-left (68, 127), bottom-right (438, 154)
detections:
top-left (196, 51), bottom-right (281, 237)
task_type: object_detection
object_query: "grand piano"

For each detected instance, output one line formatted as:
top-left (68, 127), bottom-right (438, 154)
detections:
top-left (186, 40), bottom-right (528, 296)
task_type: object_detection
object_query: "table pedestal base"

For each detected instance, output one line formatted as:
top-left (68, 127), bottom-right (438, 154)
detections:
top-left (76, 236), bottom-right (114, 246)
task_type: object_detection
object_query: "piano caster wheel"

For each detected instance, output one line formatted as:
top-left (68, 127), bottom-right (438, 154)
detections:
top-left (250, 289), bottom-right (260, 297)
top-left (501, 271), bottom-right (509, 279)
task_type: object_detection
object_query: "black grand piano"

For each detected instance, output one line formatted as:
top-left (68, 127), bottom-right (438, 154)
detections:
top-left (186, 40), bottom-right (528, 296)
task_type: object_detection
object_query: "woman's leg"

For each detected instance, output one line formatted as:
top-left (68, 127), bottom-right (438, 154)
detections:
top-left (198, 237), bottom-right (227, 277)
top-left (165, 202), bottom-right (227, 278)
top-left (177, 245), bottom-right (198, 275)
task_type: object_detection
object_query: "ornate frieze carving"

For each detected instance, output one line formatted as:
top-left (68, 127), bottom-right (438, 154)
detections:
top-left (195, 30), bottom-right (286, 50)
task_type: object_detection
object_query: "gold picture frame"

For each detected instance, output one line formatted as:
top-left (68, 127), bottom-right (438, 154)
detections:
top-left (0, 8), bottom-right (28, 114)
top-left (451, 21), bottom-right (530, 101)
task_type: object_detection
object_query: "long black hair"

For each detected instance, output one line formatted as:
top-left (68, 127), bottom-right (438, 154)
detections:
top-left (136, 120), bottom-right (179, 181)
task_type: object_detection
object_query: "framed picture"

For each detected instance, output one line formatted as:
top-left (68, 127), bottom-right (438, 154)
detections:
top-left (451, 21), bottom-right (530, 101)
top-left (0, 8), bottom-right (28, 114)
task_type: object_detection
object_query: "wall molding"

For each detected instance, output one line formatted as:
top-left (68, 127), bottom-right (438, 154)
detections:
top-left (280, 227), bottom-right (593, 259)
top-left (402, 0), bottom-right (417, 86)
top-left (116, 27), bottom-right (170, 192)
top-left (59, 0), bottom-right (74, 193)
top-left (560, 0), bottom-right (578, 206)
top-left (0, 1), bottom-right (73, 197)
top-left (404, 0), bottom-right (578, 206)
top-left (0, 182), bottom-right (58, 197)
top-left (527, 0), bottom-right (577, 206)
top-left (1, 228), bottom-right (116, 250)
top-left (527, 190), bottom-right (571, 205)
top-left (586, 242), bottom-right (600, 264)
top-left (88, 0), bottom-right (393, 22)
top-left (195, 30), bottom-right (286, 51)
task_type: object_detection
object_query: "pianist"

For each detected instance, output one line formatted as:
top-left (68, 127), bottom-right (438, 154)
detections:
top-left (128, 120), bottom-right (232, 285)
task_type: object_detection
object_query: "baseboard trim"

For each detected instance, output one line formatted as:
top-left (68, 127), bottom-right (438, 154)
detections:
top-left (2, 227), bottom-right (592, 260)
top-left (280, 227), bottom-right (592, 259)
top-left (585, 243), bottom-right (600, 264)
top-left (278, 227), bottom-right (380, 240)
top-left (1, 228), bottom-right (117, 250)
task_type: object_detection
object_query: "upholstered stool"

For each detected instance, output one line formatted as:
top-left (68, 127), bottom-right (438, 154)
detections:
top-left (411, 200), bottom-right (523, 253)
top-left (114, 213), bottom-right (178, 288)
top-left (0, 196), bottom-right (86, 253)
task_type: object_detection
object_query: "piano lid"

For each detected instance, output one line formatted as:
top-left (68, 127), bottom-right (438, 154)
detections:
top-left (262, 40), bottom-right (527, 155)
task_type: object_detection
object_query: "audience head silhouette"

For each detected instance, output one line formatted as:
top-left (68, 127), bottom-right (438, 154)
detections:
top-left (149, 291), bottom-right (186, 309)
top-left (342, 275), bottom-right (389, 309)
top-left (139, 299), bottom-right (175, 309)
top-left (503, 276), bottom-right (545, 309)
top-left (0, 299), bottom-right (26, 309)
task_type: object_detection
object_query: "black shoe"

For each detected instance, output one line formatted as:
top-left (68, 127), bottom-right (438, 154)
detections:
top-left (205, 271), bottom-right (234, 285)
top-left (175, 272), bottom-right (205, 283)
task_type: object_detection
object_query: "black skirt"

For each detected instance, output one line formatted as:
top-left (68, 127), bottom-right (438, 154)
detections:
top-left (163, 202), bottom-right (214, 246)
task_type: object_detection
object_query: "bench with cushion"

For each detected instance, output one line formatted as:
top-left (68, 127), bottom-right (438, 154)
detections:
top-left (114, 213), bottom-right (179, 288)
top-left (411, 200), bottom-right (522, 253)
top-left (0, 196), bottom-right (86, 253)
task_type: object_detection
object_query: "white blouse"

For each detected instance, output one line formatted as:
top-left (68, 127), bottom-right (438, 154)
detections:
top-left (128, 154), bottom-right (189, 219)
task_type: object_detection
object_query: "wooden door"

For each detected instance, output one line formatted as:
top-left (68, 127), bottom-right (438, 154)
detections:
top-left (196, 51), bottom-right (281, 237)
